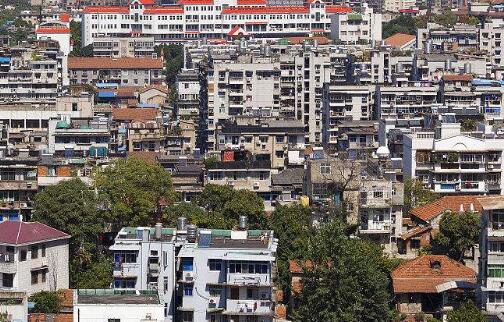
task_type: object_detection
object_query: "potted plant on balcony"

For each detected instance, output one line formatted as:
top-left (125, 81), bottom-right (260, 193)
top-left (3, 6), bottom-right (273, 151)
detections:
top-left (448, 152), bottom-right (459, 163)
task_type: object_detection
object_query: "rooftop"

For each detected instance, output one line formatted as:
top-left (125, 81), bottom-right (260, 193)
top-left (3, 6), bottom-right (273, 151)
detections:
top-left (384, 33), bottom-right (416, 48)
top-left (0, 221), bottom-right (70, 246)
top-left (68, 57), bottom-right (163, 70)
top-left (410, 195), bottom-right (482, 223)
top-left (391, 255), bottom-right (476, 293)
top-left (112, 108), bottom-right (158, 122)
top-left (76, 289), bottom-right (160, 305)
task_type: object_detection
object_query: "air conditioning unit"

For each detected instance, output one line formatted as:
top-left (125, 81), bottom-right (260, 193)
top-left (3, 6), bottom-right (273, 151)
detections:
top-left (185, 272), bottom-right (194, 281)
top-left (253, 182), bottom-right (260, 189)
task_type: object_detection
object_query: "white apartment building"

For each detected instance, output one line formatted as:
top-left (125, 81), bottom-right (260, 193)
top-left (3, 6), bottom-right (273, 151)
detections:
top-left (383, 0), bottom-right (415, 12)
top-left (81, 0), bottom-right (372, 46)
top-left (322, 84), bottom-right (375, 147)
top-left (376, 84), bottom-right (439, 119)
top-left (403, 114), bottom-right (504, 195)
top-left (479, 196), bottom-right (504, 318)
top-left (110, 221), bottom-right (278, 322)
top-left (177, 69), bottom-right (201, 121)
top-left (92, 36), bottom-right (156, 58)
top-left (0, 221), bottom-right (70, 296)
top-left (330, 4), bottom-right (382, 45)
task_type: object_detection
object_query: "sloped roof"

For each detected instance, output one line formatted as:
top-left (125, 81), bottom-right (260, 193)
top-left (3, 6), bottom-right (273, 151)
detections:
top-left (392, 255), bottom-right (476, 293)
top-left (112, 108), bottom-right (158, 122)
top-left (384, 33), bottom-right (416, 48)
top-left (410, 195), bottom-right (482, 222)
top-left (399, 225), bottom-right (432, 240)
top-left (0, 221), bottom-right (70, 246)
top-left (68, 57), bottom-right (163, 70)
top-left (443, 74), bottom-right (474, 82)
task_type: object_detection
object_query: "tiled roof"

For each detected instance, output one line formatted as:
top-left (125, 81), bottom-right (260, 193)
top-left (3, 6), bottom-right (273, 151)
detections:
top-left (112, 107), bottom-right (158, 122)
top-left (442, 74), bottom-right (474, 82)
top-left (477, 195), bottom-right (504, 210)
top-left (392, 255), bottom-right (476, 293)
top-left (237, 0), bottom-right (266, 4)
top-left (68, 57), bottom-right (163, 69)
top-left (82, 6), bottom-right (129, 13)
top-left (127, 151), bottom-right (160, 164)
top-left (399, 225), bottom-right (432, 240)
top-left (384, 33), bottom-right (416, 48)
top-left (138, 84), bottom-right (169, 94)
top-left (35, 27), bottom-right (70, 34)
top-left (222, 6), bottom-right (309, 14)
top-left (144, 6), bottom-right (184, 14)
top-left (59, 13), bottom-right (70, 23)
top-left (288, 36), bottom-right (329, 45)
top-left (410, 195), bottom-right (482, 222)
top-left (325, 5), bottom-right (352, 13)
top-left (228, 25), bottom-right (248, 36)
top-left (177, 0), bottom-right (213, 4)
top-left (0, 221), bottom-right (70, 245)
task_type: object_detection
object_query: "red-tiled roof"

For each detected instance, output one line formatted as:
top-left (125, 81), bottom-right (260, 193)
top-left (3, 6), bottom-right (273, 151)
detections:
top-left (410, 195), bottom-right (482, 223)
top-left (128, 151), bottom-right (160, 164)
top-left (112, 107), bottom-right (158, 122)
top-left (237, 0), bottom-right (266, 4)
top-left (144, 6), bottom-right (184, 14)
top-left (0, 221), bottom-right (70, 245)
top-left (384, 33), bottom-right (416, 48)
top-left (222, 6), bottom-right (309, 14)
top-left (325, 5), bottom-right (352, 13)
top-left (138, 0), bottom-right (155, 5)
top-left (59, 13), bottom-right (70, 23)
top-left (400, 225), bottom-right (432, 240)
top-left (68, 57), bottom-right (163, 69)
top-left (36, 27), bottom-right (71, 34)
top-left (177, 0), bottom-right (213, 4)
top-left (442, 74), bottom-right (474, 82)
top-left (82, 6), bottom-right (129, 13)
top-left (288, 36), bottom-right (329, 45)
top-left (399, 8), bottom-right (419, 13)
top-left (228, 25), bottom-right (248, 36)
top-left (392, 255), bottom-right (476, 293)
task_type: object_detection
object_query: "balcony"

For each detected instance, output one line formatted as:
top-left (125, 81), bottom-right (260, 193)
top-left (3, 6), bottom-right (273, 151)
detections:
top-left (227, 273), bottom-right (270, 286)
top-left (224, 299), bottom-right (273, 316)
top-left (113, 262), bottom-right (139, 278)
top-left (0, 253), bottom-right (16, 273)
top-left (360, 221), bottom-right (392, 234)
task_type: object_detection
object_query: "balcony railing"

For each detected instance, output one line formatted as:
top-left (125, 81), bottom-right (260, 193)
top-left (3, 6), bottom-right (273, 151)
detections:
top-left (226, 299), bottom-right (272, 315)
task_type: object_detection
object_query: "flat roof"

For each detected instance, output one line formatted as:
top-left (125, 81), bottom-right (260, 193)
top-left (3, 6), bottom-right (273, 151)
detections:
top-left (76, 290), bottom-right (160, 305)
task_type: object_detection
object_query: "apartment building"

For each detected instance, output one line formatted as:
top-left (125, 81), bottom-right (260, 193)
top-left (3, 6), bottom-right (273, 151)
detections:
top-left (417, 23), bottom-right (479, 52)
top-left (81, 0), bottom-right (369, 46)
top-left (109, 221), bottom-right (277, 322)
top-left (47, 116), bottom-right (111, 158)
top-left (375, 84), bottom-right (439, 119)
top-left (92, 36), bottom-right (156, 58)
top-left (330, 4), bottom-right (382, 45)
top-left (403, 114), bottom-right (504, 195)
top-left (0, 149), bottom-right (39, 221)
top-left (0, 221), bottom-right (70, 296)
top-left (332, 120), bottom-right (378, 157)
top-left (215, 120), bottom-right (305, 169)
top-left (478, 196), bottom-right (504, 318)
top-left (383, 0), bottom-right (415, 12)
top-left (176, 69), bottom-right (200, 122)
top-left (68, 57), bottom-right (165, 86)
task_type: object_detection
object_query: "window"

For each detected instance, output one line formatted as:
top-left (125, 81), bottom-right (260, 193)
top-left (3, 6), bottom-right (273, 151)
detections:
top-left (489, 265), bottom-right (504, 278)
top-left (20, 250), bottom-right (27, 262)
top-left (411, 239), bottom-right (420, 249)
top-left (114, 278), bottom-right (136, 288)
top-left (209, 259), bottom-right (221, 271)
top-left (320, 163), bottom-right (331, 174)
top-left (209, 288), bottom-right (221, 297)
top-left (42, 270), bottom-right (47, 283)
top-left (182, 258), bottom-right (193, 271)
top-left (492, 210), bottom-right (504, 230)
top-left (41, 244), bottom-right (46, 257)
top-left (31, 245), bottom-right (38, 259)
top-left (490, 242), bottom-right (504, 253)
top-left (183, 285), bottom-right (193, 296)
top-left (114, 252), bottom-right (137, 264)
top-left (488, 291), bottom-right (504, 303)
top-left (108, 319), bottom-right (120, 322)
top-left (2, 273), bottom-right (13, 287)
top-left (181, 312), bottom-right (193, 322)
top-left (31, 271), bottom-right (38, 285)
top-left (373, 191), bottom-right (383, 199)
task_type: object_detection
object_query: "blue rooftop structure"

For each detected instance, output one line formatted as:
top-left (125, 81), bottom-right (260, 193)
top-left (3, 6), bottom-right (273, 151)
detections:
top-left (96, 82), bottom-right (119, 89)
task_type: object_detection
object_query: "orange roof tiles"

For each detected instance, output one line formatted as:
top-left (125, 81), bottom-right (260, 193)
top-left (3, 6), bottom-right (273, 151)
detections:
top-left (128, 151), bottom-right (160, 164)
top-left (144, 6), bottom-right (184, 14)
top-left (288, 36), bottom-right (329, 45)
top-left (68, 57), bottom-right (163, 70)
top-left (222, 6), bottom-right (309, 14)
top-left (410, 195), bottom-right (482, 223)
top-left (36, 27), bottom-right (71, 34)
top-left (400, 225), bottom-right (432, 240)
top-left (82, 6), bottom-right (129, 13)
top-left (237, 0), bottom-right (267, 4)
top-left (325, 5), bottom-right (352, 13)
top-left (384, 33), bottom-right (416, 48)
top-left (392, 255), bottom-right (476, 293)
top-left (112, 107), bottom-right (158, 122)
top-left (59, 13), bottom-right (70, 23)
top-left (442, 74), bottom-right (474, 82)
top-left (177, 0), bottom-right (213, 4)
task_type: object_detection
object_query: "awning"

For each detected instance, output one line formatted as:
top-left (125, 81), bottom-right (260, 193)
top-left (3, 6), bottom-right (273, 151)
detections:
top-left (109, 244), bottom-right (141, 251)
top-left (31, 265), bottom-right (48, 271)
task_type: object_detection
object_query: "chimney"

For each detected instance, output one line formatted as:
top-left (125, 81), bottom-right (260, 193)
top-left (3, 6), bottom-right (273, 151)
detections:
top-left (469, 203), bottom-right (475, 212)
top-left (459, 204), bottom-right (464, 213)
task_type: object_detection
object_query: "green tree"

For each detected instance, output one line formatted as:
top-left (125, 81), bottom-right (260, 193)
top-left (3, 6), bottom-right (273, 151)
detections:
top-left (33, 178), bottom-right (107, 255)
top-left (163, 202), bottom-right (231, 229)
top-left (269, 205), bottom-right (312, 298)
top-left (196, 184), bottom-right (236, 212)
top-left (436, 10), bottom-right (457, 28)
top-left (382, 15), bottom-right (417, 38)
top-left (404, 178), bottom-right (439, 215)
top-left (71, 252), bottom-right (113, 289)
top-left (461, 119), bottom-right (477, 132)
top-left (30, 291), bottom-right (62, 313)
top-left (432, 211), bottom-right (480, 261)
top-left (222, 189), bottom-right (266, 229)
top-left (155, 44), bottom-right (183, 87)
top-left (93, 157), bottom-right (178, 227)
top-left (0, 312), bottom-right (7, 322)
top-left (446, 301), bottom-right (485, 322)
top-left (293, 220), bottom-right (394, 322)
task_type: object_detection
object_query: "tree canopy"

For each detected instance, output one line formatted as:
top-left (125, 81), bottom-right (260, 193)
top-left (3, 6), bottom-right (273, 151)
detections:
top-left (382, 15), bottom-right (417, 39)
top-left (93, 157), bottom-right (178, 227)
top-left (446, 301), bottom-right (486, 322)
top-left (432, 211), bottom-right (480, 261)
top-left (404, 178), bottom-right (439, 215)
top-left (293, 220), bottom-right (394, 322)
top-left (29, 291), bottom-right (62, 314)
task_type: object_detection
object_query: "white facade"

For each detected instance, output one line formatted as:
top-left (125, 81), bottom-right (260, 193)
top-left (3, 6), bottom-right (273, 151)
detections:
top-left (0, 291), bottom-right (28, 322)
top-left (403, 116), bottom-right (504, 195)
top-left (109, 224), bottom-right (277, 322)
top-left (0, 238), bottom-right (70, 296)
top-left (330, 4), bottom-right (382, 45)
top-left (81, 0), bottom-right (370, 46)
top-left (480, 22), bottom-right (504, 68)
top-left (383, 0), bottom-right (415, 12)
